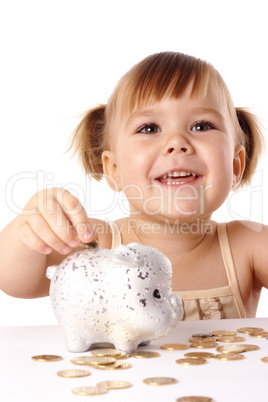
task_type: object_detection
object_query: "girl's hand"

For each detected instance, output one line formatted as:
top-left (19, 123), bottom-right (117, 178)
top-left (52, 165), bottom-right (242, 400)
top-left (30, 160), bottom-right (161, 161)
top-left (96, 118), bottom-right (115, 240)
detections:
top-left (17, 188), bottom-right (93, 255)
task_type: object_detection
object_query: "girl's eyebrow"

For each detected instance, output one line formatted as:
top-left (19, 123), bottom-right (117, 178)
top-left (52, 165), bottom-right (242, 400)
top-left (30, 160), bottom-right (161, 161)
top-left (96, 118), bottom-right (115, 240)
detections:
top-left (126, 106), bottom-right (225, 126)
top-left (192, 107), bottom-right (225, 121)
top-left (126, 109), bottom-right (157, 124)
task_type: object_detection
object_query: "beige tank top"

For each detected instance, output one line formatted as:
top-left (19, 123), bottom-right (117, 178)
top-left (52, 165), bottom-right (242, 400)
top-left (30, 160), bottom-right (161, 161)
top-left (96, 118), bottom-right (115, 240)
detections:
top-left (108, 221), bottom-right (246, 320)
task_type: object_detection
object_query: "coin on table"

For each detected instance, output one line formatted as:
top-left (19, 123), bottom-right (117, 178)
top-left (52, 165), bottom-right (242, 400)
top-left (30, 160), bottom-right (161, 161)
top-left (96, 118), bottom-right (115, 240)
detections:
top-left (214, 353), bottom-right (245, 361)
top-left (210, 330), bottom-right (236, 337)
top-left (95, 361), bottom-right (132, 370)
top-left (89, 342), bottom-right (114, 349)
top-left (237, 327), bottom-right (264, 335)
top-left (184, 352), bottom-right (215, 359)
top-left (216, 344), bottom-right (246, 354)
top-left (189, 337), bottom-right (217, 343)
top-left (260, 356), bottom-right (268, 363)
top-left (57, 369), bottom-right (91, 378)
top-left (250, 331), bottom-right (268, 338)
top-left (143, 377), bottom-right (178, 386)
top-left (91, 348), bottom-right (122, 357)
top-left (176, 358), bottom-right (207, 366)
top-left (130, 351), bottom-right (160, 358)
top-left (176, 397), bottom-right (214, 402)
top-left (31, 354), bottom-right (63, 362)
top-left (70, 356), bottom-right (116, 366)
top-left (217, 335), bottom-right (245, 343)
top-left (242, 344), bottom-right (260, 352)
top-left (97, 380), bottom-right (132, 390)
top-left (161, 343), bottom-right (190, 351)
top-left (191, 342), bottom-right (218, 349)
top-left (114, 351), bottom-right (129, 360)
top-left (72, 386), bottom-right (108, 396)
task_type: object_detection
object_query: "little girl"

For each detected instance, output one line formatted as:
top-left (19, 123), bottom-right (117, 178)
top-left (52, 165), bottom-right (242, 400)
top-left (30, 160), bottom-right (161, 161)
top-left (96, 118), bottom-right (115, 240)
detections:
top-left (0, 51), bottom-right (267, 321)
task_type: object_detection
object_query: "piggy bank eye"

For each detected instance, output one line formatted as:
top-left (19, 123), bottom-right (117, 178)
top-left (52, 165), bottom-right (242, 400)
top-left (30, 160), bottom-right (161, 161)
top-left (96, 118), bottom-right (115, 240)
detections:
top-left (153, 289), bottom-right (163, 302)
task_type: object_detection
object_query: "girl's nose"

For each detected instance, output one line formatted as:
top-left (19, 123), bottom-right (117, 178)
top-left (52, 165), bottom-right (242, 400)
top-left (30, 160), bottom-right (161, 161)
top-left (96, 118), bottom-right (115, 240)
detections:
top-left (163, 135), bottom-right (194, 155)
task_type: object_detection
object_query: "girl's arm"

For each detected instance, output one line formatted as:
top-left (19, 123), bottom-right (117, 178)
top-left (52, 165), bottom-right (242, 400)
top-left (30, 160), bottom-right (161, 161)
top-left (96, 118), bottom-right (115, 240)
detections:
top-left (0, 188), bottom-right (97, 298)
top-left (228, 220), bottom-right (268, 316)
top-left (250, 224), bottom-right (268, 290)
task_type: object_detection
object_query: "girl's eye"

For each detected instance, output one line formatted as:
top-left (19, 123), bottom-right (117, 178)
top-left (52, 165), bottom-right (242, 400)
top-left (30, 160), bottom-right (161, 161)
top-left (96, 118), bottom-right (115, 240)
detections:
top-left (191, 121), bottom-right (215, 132)
top-left (137, 123), bottom-right (160, 134)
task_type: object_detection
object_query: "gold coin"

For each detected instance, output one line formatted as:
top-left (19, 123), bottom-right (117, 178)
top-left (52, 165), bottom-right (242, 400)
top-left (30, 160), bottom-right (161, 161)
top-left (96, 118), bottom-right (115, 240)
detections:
top-left (143, 377), bottom-right (178, 386)
top-left (184, 352), bottom-right (215, 359)
top-left (214, 353), bottom-right (244, 361)
top-left (261, 356), bottom-right (268, 363)
top-left (217, 335), bottom-right (245, 343)
top-left (189, 337), bottom-right (217, 343)
top-left (176, 397), bottom-right (213, 402)
top-left (210, 330), bottom-right (236, 337)
top-left (91, 348), bottom-right (122, 357)
top-left (243, 344), bottom-right (260, 352)
top-left (70, 356), bottom-right (116, 366)
top-left (31, 354), bottom-right (63, 362)
top-left (95, 361), bottom-right (132, 370)
top-left (237, 327), bottom-right (264, 335)
top-left (176, 358), bottom-right (207, 366)
top-left (130, 351), bottom-right (160, 358)
top-left (97, 380), bottom-right (132, 390)
top-left (250, 331), bottom-right (268, 338)
top-left (161, 343), bottom-right (190, 351)
top-left (57, 369), bottom-right (91, 378)
top-left (216, 344), bottom-right (246, 354)
top-left (80, 239), bottom-right (99, 249)
top-left (191, 342), bottom-right (218, 349)
top-left (114, 352), bottom-right (129, 360)
top-left (89, 342), bottom-right (114, 349)
top-left (72, 386), bottom-right (108, 396)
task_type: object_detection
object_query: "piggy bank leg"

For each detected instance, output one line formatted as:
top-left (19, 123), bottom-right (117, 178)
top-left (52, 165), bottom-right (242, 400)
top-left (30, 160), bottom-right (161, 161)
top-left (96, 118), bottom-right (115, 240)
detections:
top-left (66, 338), bottom-right (92, 353)
top-left (61, 327), bottom-right (93, 353)
top-left (112, 338), bottom-right (141, 354)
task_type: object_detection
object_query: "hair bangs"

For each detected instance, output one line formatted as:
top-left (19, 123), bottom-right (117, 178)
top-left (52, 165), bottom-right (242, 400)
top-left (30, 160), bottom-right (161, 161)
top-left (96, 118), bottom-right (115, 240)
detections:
top-left (109, 52), bottom-right (218, 119)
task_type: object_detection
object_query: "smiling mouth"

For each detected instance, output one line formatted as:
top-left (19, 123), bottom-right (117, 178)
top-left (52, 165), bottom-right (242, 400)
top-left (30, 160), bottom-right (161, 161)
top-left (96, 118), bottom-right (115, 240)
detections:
top-left (156, 171), bottom-right (200, 185)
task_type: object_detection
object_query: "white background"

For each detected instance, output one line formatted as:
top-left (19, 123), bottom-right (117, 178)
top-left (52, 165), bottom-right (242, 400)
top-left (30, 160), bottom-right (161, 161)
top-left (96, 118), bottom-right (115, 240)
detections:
top-left (0, 0), bottom-right (267, 326)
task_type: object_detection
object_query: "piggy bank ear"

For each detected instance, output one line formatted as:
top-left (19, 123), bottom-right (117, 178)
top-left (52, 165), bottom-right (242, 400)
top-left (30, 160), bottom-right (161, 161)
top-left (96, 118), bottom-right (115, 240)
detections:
top-left (110, 243), bottom-right (145, 268)
top-left (46, 265), bottom-right (57, 280)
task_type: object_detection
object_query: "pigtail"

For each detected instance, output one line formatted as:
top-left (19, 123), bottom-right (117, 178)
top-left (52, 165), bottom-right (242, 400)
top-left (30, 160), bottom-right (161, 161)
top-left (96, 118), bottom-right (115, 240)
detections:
top-left (236, 107), bottom-right (265, 186)
top-left (70, 105), bottom-right (106, 181)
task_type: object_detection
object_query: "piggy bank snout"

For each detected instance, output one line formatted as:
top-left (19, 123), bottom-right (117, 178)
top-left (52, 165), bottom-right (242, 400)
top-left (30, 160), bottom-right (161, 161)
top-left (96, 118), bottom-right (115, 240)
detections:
top-left (169, 294), bottom-right (184, 321)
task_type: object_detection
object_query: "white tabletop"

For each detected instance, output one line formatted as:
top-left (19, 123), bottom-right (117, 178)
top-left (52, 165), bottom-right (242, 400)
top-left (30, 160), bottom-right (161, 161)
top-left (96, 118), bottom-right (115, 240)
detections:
top-left (1, 317), bottom-right (267, 402)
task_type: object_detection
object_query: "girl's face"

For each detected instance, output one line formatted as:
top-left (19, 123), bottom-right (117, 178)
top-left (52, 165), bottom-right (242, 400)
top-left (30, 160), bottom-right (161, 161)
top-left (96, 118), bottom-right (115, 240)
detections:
top-left (102, 83), bottom-right (245, 223)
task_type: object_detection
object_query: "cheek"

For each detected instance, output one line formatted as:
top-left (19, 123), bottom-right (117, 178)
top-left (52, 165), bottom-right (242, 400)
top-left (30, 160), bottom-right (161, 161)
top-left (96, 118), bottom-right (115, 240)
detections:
top-left (208, 139), bottom-right (234, 175)
top-left (206, 148), bottom-right (235, 206)
top-left (119, 145), bottom-right (153, 183)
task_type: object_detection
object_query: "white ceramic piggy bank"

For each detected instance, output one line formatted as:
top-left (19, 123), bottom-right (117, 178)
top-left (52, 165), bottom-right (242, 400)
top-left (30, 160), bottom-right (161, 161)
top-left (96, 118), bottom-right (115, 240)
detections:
top-left (46, 242), bottom-right (183, 353)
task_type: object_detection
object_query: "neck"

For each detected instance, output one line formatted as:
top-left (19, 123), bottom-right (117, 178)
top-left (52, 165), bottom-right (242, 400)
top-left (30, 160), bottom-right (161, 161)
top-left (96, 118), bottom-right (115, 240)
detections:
top-left (124, 215), bottom-right (216, 255)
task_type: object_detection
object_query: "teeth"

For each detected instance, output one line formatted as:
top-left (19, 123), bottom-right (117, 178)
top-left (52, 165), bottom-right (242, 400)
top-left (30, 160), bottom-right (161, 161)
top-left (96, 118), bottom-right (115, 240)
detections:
top-left (164, 171), bottom-right (196, 178)
top-left (166, 181), bottom-right (188, 185)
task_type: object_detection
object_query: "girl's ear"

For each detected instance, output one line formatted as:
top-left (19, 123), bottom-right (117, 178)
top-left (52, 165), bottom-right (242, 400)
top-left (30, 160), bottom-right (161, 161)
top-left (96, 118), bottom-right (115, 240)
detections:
top-left (232, 145), bottom-right (246, 189)
top-left (102, 150), bottom-right (122, 191)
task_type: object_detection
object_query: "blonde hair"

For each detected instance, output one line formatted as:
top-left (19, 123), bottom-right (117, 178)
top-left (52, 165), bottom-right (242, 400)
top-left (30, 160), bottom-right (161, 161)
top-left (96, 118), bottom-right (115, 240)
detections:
top-left (70, 51), bottom-right (264, 187)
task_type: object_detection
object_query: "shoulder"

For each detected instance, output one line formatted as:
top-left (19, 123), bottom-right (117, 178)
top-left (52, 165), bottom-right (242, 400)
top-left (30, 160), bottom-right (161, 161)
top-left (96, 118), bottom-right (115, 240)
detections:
top-left (226, 220), bottom-right (268, 243)
top-left (226, 220), bottom-right (268, 289)
top-left (225, 220), bottom-right (268, 256)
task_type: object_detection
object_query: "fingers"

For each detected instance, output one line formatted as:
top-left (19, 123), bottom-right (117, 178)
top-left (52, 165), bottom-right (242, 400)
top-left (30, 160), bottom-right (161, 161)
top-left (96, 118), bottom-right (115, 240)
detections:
top-left (54, 189), bottom-right (93, 243)
top-left (18, 220), bottom-right (54, 255)
top-left (19, 188), bottom-right (94, 255)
